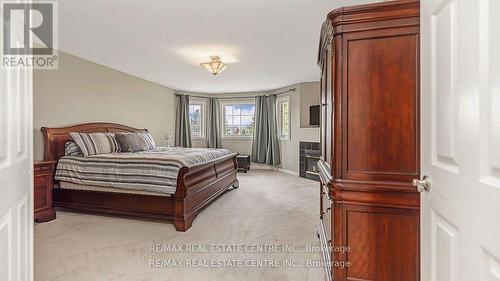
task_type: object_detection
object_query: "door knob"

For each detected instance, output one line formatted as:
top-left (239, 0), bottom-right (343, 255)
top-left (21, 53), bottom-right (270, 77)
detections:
top-left (412, 175), bottom-right (431, 192)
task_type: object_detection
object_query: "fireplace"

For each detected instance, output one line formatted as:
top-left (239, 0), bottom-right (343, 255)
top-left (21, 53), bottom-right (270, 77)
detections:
top-left (299, 142), bottom-right (320, 181)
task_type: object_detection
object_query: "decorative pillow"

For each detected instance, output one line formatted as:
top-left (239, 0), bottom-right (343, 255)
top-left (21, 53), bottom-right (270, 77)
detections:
top-left (69, 132), bottom-right (121, 157)
top-left (137, 132), bottom-right (156, 150)
top-left (64, 141), bottom-right (84, 156)
top-left (115, 133), bottom-right (150, 152)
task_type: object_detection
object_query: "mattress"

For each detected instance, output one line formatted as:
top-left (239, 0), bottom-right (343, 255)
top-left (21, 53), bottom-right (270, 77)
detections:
top-left (55, 146), bottom-right (236, 195)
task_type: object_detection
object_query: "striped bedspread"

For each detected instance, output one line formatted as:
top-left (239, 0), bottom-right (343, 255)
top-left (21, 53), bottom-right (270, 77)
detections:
top-left (55, 147), bottom-right (236, 195)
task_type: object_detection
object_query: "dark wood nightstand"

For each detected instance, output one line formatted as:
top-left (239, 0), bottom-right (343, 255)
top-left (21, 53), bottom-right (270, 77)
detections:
top-left (236, 155), bottom-right (251, 173)
top-left (34, 160), bottom-right (56, 222)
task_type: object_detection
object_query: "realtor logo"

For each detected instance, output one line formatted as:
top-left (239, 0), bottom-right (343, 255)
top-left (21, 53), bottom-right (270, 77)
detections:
top-left (1, 1), bottom-right (58, 69)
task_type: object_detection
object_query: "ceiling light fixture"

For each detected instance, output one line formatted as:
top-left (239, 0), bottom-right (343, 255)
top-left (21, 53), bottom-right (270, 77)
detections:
top-left (200, 56), bottom-right (226, 76)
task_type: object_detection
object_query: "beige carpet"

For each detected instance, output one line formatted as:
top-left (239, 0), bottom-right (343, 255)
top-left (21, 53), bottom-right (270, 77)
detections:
top-left (35, 170), bottom-right (323, 281)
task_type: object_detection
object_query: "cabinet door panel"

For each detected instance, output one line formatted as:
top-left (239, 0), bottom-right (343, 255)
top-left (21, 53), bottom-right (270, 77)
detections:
top-left (343, 28), bottom-right (420, 182)
top-left (341, 204), bottom-right (419, 281)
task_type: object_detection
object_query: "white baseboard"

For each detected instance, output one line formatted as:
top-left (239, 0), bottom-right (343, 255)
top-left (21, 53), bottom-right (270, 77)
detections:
top-left (250, 163), bottom-right (275, 170)
top-left (249, 164), bottom-right (299, 176)
top-left (278, 168), bottom-right (299, 176)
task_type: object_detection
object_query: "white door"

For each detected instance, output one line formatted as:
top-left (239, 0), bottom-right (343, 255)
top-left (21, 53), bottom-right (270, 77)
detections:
top-left (0, 15), bottom-right (34, 281)
top-left (421, 0), bottom-right (500, 280)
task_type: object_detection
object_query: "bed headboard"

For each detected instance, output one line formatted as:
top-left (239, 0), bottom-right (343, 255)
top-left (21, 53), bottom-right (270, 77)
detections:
top-left (41, 122), bottom-right (148, 162)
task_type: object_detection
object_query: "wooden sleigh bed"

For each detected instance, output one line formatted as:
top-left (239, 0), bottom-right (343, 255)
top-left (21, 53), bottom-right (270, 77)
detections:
top-left (41, 122), bottom-right (239, 232)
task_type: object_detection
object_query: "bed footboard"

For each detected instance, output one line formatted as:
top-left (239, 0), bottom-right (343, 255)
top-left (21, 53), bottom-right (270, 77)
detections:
top-left (174, 154), bottom-right (238, 231)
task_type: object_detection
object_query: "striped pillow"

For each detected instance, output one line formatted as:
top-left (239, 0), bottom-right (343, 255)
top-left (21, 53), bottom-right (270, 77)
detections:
top-left (69, 132), bottom-right (121, 157)
top-left (138, 132), bottom-right (156, 150)
top-left (64, 141), bottom-right (83, 156)
top-left (115, 133), bottom-right (149, 152)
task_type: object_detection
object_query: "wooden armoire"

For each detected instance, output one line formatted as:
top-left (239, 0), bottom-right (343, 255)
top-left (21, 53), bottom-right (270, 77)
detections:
top-left (317, 1), bottom-right (420, 281)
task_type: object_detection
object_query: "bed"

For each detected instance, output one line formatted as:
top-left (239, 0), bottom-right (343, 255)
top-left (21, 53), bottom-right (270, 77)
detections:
top-left (42, 122), bottom-right (239, 231)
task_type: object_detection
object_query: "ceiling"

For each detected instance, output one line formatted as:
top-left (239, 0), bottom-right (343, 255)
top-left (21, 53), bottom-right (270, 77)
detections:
top-left (58, 0), bottom-right (376, 93)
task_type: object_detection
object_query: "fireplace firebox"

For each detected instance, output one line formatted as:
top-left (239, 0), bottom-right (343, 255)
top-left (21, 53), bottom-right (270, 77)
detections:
top-left (299, 142), bottom-right (320, 181)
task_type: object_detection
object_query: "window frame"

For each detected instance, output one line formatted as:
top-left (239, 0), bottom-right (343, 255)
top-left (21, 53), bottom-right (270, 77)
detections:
top-left (220, 99), bottom-right (256, 139)
top-left (188, 98), bottom-right (207, 139)
top-left (276, 95), bottom-right (291, 141)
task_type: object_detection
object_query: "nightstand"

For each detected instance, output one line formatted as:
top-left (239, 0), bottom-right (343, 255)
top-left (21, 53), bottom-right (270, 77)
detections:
top-left (34, 160), bottom-right (56, 222)
top-left (236, 155), bottom-right (251, 173)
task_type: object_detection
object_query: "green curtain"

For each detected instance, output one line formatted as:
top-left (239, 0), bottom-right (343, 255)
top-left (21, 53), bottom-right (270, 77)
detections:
top-left (251, 95), bottom-right (281, 166)
top-left (207, 97), bottom-right (222, 148)
top-left (175, 94), bottom-right (192, 147)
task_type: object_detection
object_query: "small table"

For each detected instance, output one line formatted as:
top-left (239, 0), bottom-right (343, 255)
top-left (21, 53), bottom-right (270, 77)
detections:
top-left (236, 155), bottom-right (251, 173)
top-left (34, 160), bottom-right (56, 222)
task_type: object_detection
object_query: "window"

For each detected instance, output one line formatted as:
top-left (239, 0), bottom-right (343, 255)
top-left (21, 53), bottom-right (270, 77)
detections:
top-left (277, 96), bottom-right (290, 140)
top-left (222, 101), bottom-right (255, 138)
top-left (189, 100), bottom-right (205, 138)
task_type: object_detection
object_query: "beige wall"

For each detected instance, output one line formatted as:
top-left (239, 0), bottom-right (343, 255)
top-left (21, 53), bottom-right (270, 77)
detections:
top-left (34, 51), bottom-right (319, 173)
top-left (275, 83), bottom-right (320, 172)
top-left (191, 82), bottom-right (320, 172)
top-left (193, 139), bottom-right (252, 155)
top-left (300, 82), bottom-right (321, 128)
top-left (33, 51), bottom-right (176, 160)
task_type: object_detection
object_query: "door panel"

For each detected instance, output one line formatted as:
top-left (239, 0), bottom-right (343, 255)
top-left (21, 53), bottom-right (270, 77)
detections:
top-left (0, 210), bottom-right (12, 281)
top-left (478, 0), bottom-right (500, 272)
top-left (17, 195), bottom-right (29, 281)
top-left (422, 0), bottom-right (500, 280)
top-left (430, 209), bottom-right (458, 281)
top-left (16, 68), bottom-right (28, 159)
top-left (431, 0), bottom-right (459, 173)
top-left (0, 69), bottom-right (10, 168)
top-left (0, 35), bottom-right (33, 281)
top-left (480, 0), bottom-right (500, 187)
top-left (481, 250), bottom-right (500, 281)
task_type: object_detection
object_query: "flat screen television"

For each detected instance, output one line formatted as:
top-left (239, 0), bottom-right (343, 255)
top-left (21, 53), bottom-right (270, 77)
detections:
top-left (309, 105), bottom-right (320, 126)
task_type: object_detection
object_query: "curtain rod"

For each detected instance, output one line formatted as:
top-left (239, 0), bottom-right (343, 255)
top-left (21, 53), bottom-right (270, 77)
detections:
top-left (178, 88), bottom-right (296, 100)
top-left (273, 88), bottom-right (297, 96)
